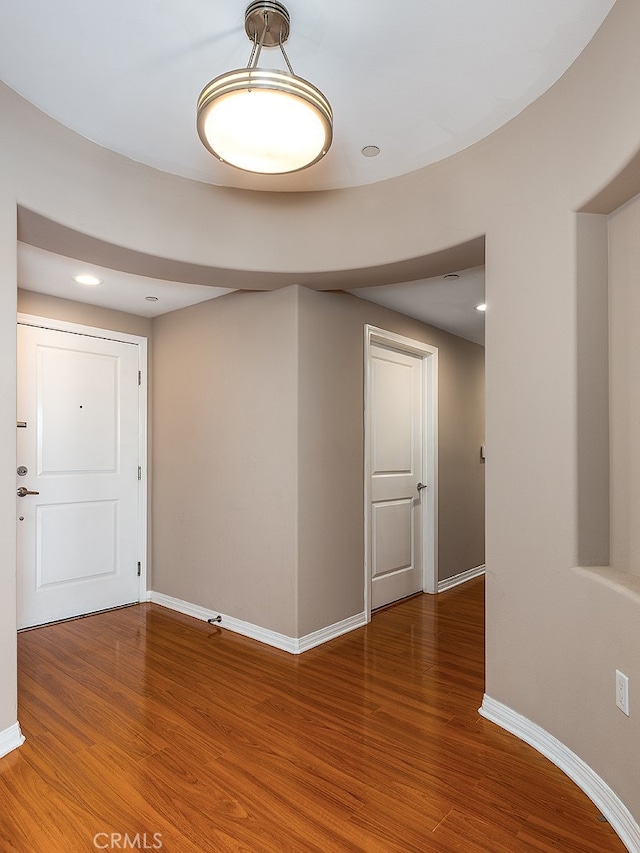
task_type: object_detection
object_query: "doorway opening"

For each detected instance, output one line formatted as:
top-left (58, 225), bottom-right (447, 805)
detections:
top-left (364, 325), bottom-right (438, 620)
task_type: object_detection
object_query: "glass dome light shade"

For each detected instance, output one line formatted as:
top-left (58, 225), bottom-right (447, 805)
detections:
top-left (197, 68), bottom-right (333, 174)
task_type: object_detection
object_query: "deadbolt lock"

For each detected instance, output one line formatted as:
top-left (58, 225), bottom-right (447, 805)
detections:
top-left (17, 466), bottom-right (28, 477)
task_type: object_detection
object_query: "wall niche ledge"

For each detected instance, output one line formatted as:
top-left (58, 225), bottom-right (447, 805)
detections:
top-left (574, 565), bottom-right (640, 604)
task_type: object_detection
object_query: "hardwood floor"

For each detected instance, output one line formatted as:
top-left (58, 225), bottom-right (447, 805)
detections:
top-left (1, 578), bottom-right (625, 852)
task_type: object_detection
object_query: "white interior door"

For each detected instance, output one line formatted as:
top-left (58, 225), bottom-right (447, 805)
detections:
top-left (17, 323), bottom-right (142, 629)
top-left (369, 342), bottom-right (425, 609)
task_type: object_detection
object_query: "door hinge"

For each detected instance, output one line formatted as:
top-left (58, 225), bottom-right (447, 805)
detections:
top-left (138, 370), bottom-right (141, 386)
top-left (138, 466), bottom-right (142, 481)
top-left (137, 561), bottom-right (141, 577)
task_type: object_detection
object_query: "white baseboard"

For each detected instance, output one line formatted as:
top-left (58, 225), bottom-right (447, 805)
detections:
top-left (296, 611), bottom-right (367, 653)
top-left (149, 591), bottom-right (366, 654)
top-left (438, 564), bottom-right (485, 592)
top-left (0, 722), bottom-right (25, 759)
top-left (480, 695), bottom-right (640, 852)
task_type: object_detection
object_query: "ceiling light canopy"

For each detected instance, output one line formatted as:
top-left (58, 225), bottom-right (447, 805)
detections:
top-left (197, 1), bottom-right (332, 175)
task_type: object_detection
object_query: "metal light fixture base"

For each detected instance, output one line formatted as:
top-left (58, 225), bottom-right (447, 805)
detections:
top-left (245, 1), bottom-right (290, 47)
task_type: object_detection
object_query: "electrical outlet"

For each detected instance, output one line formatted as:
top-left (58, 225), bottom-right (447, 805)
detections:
top-left (616, 670), bottom-right (630, 716)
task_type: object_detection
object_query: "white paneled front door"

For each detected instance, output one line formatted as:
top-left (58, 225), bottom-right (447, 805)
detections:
top-left (17, 323), bottom-right (142, 629)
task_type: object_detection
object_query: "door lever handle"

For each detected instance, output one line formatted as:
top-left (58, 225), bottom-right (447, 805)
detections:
top-left (417, 482), bottom-right (427, 491)
top-left (17, 487), bottom-right (39, 497)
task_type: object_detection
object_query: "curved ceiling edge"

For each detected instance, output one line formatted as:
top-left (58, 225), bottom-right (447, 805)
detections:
top-left (17, 208), bottom-right (485, 292)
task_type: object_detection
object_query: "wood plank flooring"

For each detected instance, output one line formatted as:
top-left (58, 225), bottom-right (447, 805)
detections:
top-left (1, 578), bottom-right (625, 852)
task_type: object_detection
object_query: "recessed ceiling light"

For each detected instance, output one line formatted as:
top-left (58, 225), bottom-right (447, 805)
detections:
top-left (361, 146), bottom-right (380, 158)
top-left (74, 273), bottom-right (102, 286)
top-left (145, 296), bottom-right (158, 302)
top-left (475, 303), bottom-right (487, 312)
top-left (444, 273), bottom-right (459, 280)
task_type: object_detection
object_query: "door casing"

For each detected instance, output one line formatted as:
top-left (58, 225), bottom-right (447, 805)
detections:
top-left (364, 325), bottom-right (438, 619)
top-left (17, 313), bottom-right (148, 610)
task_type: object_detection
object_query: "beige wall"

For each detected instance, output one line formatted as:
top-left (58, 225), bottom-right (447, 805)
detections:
top-left (0, 196), bottom-right (18, 734)
top-left (296, 288), bottom-right (485, 635)
top-left (609, 193), bottom-right (640, 573)
top-left (151, 288), bottom-right (299, 635)
top-left (576, 213), bottom-right (610, 566)
top-left (1, 0), bottom-right (640, 830)
top-left (17, 290), bottom-right (153, 339)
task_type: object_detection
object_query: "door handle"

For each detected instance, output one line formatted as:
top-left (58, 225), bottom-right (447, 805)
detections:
top-left (417, 482), bottom-right (427, 491)
top-left (17, 487), bottom-right (39, 497)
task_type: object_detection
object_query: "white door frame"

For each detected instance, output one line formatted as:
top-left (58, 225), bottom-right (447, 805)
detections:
top-left (17, 313), bottom-right (149, 603)
top-left (364, 325), bottom-right (438, 619)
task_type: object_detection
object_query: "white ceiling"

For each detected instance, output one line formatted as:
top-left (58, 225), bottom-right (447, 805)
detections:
top-left (17, 243), bottom-right (232, 318)
top-left (348, 268), bottom-right (485, 345)
top-left (18, 242), bottom-right (485, 343)
top-left (0, 0), bottom-right (614, 193)
top-left (5, 1), bottom-right (614, 341)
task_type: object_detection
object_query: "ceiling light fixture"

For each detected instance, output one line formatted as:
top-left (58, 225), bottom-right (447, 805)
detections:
top-left (475, 303), bottom-right (487, 312)
top-left (196, 1), bottom-right (332, 175)
top-left (74, 274), bottom-right (102, 286)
